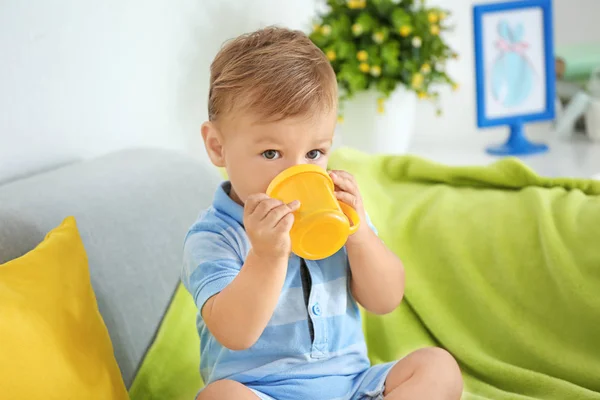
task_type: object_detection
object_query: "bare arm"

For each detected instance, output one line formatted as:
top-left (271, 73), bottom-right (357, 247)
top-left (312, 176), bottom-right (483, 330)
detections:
top-left (346, 228), bottom-right (405, 315)
top-left (201, 193), bottom-right (299, 350)
top-left (201, 250), bottom-right (287, 350)
top-left (329, 169), bottom-right (405, 315)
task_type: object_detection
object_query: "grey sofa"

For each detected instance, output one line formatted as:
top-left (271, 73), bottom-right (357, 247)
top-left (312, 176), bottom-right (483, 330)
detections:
top-left (0, 148), bottom-right (221, 388)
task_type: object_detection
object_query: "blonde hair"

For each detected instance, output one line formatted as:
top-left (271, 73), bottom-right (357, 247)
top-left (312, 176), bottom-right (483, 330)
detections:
top-left (208, 26), bottom-right (337, 122)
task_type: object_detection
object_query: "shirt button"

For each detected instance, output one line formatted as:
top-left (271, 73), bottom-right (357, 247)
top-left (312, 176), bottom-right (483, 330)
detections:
top-left (312, 303), bottom-right (321, 316)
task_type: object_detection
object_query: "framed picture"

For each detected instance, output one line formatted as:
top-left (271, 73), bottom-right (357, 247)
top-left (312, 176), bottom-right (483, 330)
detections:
top-left (473, 0), bottom-right (555, 155)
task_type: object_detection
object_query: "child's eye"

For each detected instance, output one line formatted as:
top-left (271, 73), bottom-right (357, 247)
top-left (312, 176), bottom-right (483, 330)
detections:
top-left (306, 149), bottom-right (322, 160)
top-left (261, 150), bottom-right (281, 160)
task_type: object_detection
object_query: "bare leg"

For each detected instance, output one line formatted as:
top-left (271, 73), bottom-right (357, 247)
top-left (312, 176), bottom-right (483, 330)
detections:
top-left (384, 347), bottom-right (463, 400)
top-left (196, 379), bottom-right (261, 400)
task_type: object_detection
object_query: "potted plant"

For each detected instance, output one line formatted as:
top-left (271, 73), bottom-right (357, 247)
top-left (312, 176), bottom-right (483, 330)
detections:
top-left (310, 0), bottom-right (458, 154)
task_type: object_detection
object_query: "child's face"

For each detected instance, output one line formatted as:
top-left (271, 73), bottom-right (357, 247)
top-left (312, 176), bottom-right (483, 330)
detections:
top-left (204, 109), bottom-right (337, 204)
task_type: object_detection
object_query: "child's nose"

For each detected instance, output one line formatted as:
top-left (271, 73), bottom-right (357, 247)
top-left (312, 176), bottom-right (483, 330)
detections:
top-left (285, 158), bottom-right (310, 170)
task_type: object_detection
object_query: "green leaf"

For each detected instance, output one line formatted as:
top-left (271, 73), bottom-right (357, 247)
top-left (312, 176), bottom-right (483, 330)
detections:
top-left (371, 0), bottom-right (394, 16)
top-left (337, 41), bottom-right (357, 60)
top-left (391, 8), bottom-right (411, 29)
top-left (371, 26), bottom-right (390, 44)
top-left (309, 33), bottom-right (329, 49)
top-left (339, 62), bottom-right (368, 96)
top-left (326, 0), bottom-right (346, 12)
top-left (367, 44), bottom-right (379, 59)
top-left (355, 12), bottom-right (376, 33)
top-left (383, 59), bottom-right (401, 76)
top-left (403, 59), bottom-right (418, 74)
top-left (349, 73), bottom-right (368, 94)
top-left (381, 40), bottom-right (401, 62)
top-left (331, 14), bottom-right (352, 37)
top-left (376, 77), bottom-right (397, 97)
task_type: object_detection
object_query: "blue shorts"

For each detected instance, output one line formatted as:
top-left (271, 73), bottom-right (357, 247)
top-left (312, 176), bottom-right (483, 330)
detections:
top-left (246, 362), bottom-right (396, 400)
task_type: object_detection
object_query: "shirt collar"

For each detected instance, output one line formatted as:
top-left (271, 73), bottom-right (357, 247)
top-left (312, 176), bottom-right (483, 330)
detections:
top-left (213, 181), bottom-right (244, 225)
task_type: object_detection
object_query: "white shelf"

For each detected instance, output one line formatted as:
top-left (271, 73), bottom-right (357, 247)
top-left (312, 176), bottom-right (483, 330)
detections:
top-left (408, 130), bottom-right (600, 179)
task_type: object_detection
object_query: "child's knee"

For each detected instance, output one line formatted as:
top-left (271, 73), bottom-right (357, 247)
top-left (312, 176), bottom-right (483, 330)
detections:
top-left (197, 379), bottom-right (257, 400)
top-left (423, 347), bottom-right (463, 396)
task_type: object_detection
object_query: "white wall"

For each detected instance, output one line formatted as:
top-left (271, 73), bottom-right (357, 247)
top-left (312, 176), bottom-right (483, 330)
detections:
top-left (415, 0), bottom-right (600, 145)
top-left (0, 0), bottom-right (319, 183)
top-left (1, 0), bottom-right (598, 183)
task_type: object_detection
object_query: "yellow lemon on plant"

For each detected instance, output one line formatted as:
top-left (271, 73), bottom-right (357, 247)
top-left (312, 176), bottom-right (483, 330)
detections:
top-left (430, 25), bottom-right (440, 35)
top-left (370, 65), bottom-right (382, 77)
top-left (326, 50), bottom-right (337, 61)
top-left (428, 12), bottom-right (439, 24)
top-left (421, 63), bottom-right (431, 73)
top-left (372, 31), bottom-right (385, 44)
top-left (399, 26), bottom-right (412, 37)
top-left (377, 105), bottom-right (385, 114)
top-left (357, 50), bottom-right (369, 61)
top-left (439, 11), bottom-right (447, 20)
top-left (313, 23), bottom-right (321, 32)
top-left (418, 91), bottom-right (428, 99)
top-left (411, 73), bottom-right (424, 88)
top-left (352, 23), bottom-right (363, 36)
top-left (359, 63), bottom-right (370, 73)
top-left (321, 25), bottom-right (332, 36)
top-left (347, 0), bottom-right (366, 9)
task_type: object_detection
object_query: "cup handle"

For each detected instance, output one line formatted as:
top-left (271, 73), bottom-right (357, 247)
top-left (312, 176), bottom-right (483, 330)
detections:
top-left (338, 202), bottom-right (361, 234)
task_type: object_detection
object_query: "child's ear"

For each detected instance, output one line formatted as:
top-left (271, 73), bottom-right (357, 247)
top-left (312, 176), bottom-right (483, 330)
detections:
top-left (201, 121), bottom-right (226, 168)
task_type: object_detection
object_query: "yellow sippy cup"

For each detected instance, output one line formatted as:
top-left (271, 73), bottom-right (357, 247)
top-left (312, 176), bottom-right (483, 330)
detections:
top-left (266, 164), bottom-right (360, 260)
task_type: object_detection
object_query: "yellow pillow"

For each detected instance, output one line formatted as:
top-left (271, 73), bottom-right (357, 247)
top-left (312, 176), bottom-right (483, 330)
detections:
top-left (0, 217), bottom-right (129, 400)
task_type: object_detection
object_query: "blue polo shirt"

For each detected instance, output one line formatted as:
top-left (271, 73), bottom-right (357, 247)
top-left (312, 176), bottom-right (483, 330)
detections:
top-left (182, 182), bottom-right (376, 398)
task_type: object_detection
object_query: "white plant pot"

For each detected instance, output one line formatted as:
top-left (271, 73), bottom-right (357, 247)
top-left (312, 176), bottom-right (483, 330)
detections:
top-left (336, 86), bottom-right (417, 154)
top-left (585, 97), bottom-right (600, 142)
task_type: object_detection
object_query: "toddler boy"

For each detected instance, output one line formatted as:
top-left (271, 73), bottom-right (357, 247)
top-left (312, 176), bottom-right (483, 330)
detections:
top-left (183, 26), bottom-right (463, 400)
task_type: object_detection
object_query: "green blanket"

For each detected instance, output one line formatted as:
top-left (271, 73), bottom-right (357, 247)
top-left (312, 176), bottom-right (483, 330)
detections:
top-left (330, 149), bottom-right (600, 400)
top-left (130, 149), bottom-right (600, 400)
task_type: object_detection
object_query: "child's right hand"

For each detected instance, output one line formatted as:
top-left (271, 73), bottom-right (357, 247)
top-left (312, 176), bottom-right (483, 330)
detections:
top-left (244, 193), bottom-right (300, 260)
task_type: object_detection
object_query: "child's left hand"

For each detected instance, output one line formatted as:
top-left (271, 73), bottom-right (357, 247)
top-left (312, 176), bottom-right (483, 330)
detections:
top-left (328, 170), bottom-right (369, 236)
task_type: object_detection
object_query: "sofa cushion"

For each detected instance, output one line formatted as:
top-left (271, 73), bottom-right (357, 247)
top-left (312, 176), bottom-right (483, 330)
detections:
top-left (0, 148), bottom-right (221, 387)
top-left (129, 284), bottom-right (201, 400)
top-left (0, 217), bottom-right (128, 399)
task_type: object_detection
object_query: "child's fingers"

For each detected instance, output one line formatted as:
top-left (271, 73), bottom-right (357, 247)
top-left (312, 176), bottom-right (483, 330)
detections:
top-left (254, 198), bottom-right (284, 220)
top-left (244, 193), bottom-right (271, 215)
top-left (335, 191), bottom-right (357, 209)
top-left (330, 170), bottom-right (358, 193)
top-left (287, 200), bottom-right (301, 211)
top-left (275, 212), bottom-right (295, 232)
top-left (264, 203), bottom-right (296, 228)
